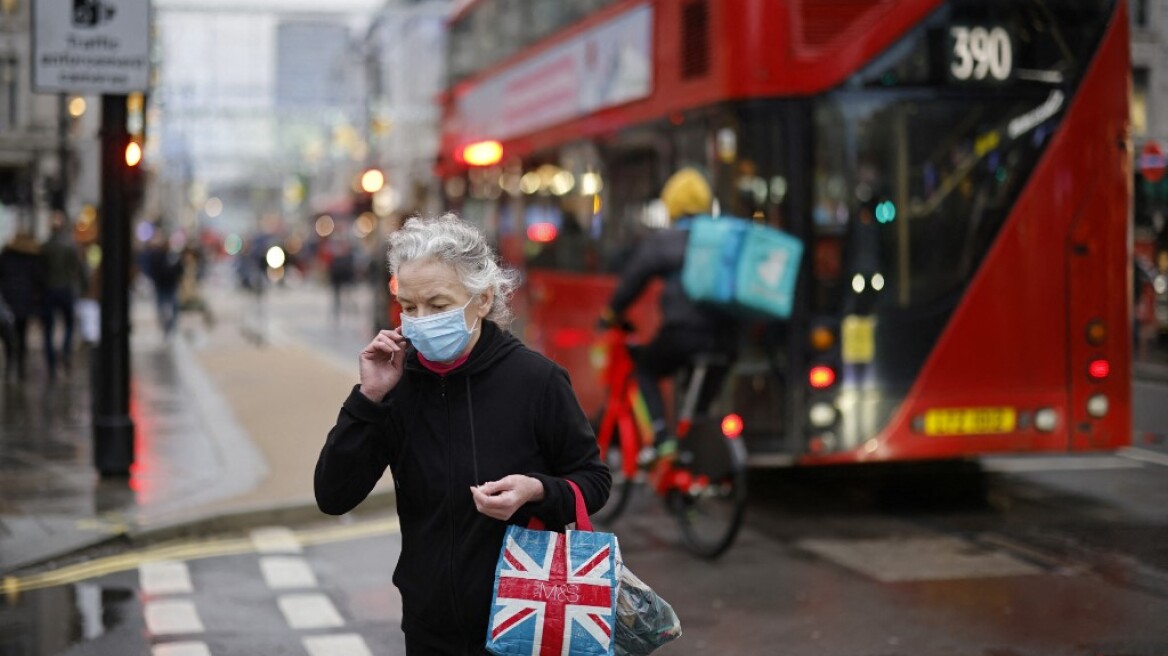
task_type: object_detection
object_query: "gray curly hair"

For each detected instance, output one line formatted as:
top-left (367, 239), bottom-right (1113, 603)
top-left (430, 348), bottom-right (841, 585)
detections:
top-left (387, 213), bottom-right (522, 329)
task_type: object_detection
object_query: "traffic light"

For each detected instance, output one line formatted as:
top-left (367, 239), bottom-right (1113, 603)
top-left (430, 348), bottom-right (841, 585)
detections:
top-left (875, 200), bottom-right (896, 224)
top-left (125, 140), bottom-right (142, 167)
top-left (360, 168), bottom-right (385, 194)
top-left (353, 168), bottom-right (383, 217)
top-left (124, 138), bottom-right (145, 216)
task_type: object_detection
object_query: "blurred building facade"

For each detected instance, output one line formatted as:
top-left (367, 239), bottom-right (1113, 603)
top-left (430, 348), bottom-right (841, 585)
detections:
top-left (0, 0), bottom-right (101, 242)
top-left (1131, 0), bottom-right (1168, 371)
top-left (362, 0), bottom-right (452, 219)
top-left (151, 1), bottom-right (378, 244)
top-left (1131, 0), bottom-right (1168, 142)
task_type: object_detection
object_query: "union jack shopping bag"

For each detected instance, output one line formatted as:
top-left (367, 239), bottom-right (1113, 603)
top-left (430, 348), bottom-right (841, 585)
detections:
top-left (485, 481), bottom-right (618, 656)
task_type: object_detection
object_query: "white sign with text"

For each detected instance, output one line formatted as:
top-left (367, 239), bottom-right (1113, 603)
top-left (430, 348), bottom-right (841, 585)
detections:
top-left (33, 0), bottom-right (151, 94)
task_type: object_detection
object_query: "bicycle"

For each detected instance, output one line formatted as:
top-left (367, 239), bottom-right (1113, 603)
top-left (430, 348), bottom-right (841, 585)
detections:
top-left (591, 323), bottom-right (748, 558)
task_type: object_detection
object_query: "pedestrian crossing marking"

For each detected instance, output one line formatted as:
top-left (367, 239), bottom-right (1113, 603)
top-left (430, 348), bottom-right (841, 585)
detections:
top-left (144, 600), bottom-right (206, 636)
top-left (250, 526), bottom-right (303, 553)
top-left (303, 634), bottom-right (374, 656)
top-left (140, 561), bottom-right (194, 595)
top-left (260, 556), bottom-right (318, 589)
top-left (152, 642), bottom-right (212, 656)
top-left (278, 593), bottom-right (345, 630)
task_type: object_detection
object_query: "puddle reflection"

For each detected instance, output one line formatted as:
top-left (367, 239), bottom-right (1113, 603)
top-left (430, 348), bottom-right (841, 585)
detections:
top-left (0, 583), bottom-right (133, 656)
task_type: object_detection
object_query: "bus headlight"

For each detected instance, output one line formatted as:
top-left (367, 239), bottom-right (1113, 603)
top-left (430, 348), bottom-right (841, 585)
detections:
top-left (808, 402), bottom-right (837, 428)
top-left (1086, 394), bottom-right (1109, 418)
top-left (1034, 408), bottom-right (1058, 432)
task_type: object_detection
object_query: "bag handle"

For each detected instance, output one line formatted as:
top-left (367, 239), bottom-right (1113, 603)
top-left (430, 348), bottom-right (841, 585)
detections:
top-left (527, 479), bottom-right (593, 532)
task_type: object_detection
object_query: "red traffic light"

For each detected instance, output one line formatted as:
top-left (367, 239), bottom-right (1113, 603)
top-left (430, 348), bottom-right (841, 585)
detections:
top-left (125, 141), bottom-right (142, 167)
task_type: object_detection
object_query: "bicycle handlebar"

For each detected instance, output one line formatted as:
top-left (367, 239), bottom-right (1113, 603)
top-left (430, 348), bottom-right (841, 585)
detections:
top-left (598, 317), bottom-right (636, 334)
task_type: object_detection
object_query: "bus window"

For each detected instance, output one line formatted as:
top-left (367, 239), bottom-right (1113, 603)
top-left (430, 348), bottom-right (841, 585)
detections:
top-left (812, 0), bottom-right (1116, 319)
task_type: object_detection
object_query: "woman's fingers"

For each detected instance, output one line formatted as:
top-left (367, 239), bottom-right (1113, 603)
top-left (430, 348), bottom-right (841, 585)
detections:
top-left (363, 330), bottom-right (405, 358)
top-left (471, 476), bottom-right (543, 521)
top-left (470, 485), bottom-right (520, 520)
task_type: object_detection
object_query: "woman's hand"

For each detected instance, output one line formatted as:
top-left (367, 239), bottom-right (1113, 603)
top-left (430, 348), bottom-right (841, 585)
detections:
top-left (358, 328), bottom-right (407, 401)
top-left (470, 475), bottom-right (545, 521)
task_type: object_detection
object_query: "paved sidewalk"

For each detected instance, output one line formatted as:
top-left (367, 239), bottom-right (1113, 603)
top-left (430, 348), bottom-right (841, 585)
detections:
top-left (0, 276), bottom-right (392, 575)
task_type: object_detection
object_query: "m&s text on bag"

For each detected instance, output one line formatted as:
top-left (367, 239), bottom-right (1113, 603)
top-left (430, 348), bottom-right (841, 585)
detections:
top-left (534, 582), bottom-right (582, 603)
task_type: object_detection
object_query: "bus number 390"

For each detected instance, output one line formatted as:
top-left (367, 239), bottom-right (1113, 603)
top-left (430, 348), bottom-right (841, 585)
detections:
top-left (950, 26), bottom-right (1013, 82)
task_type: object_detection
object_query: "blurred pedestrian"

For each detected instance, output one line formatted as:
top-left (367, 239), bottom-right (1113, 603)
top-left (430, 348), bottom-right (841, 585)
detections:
top-left (598, 167), bottom-right (738, 454)
top-left (235, 237), bottom-right (269, 345)
top-left (314, 213), bottom-right (610, 654)
top-left (327, 238), bottom-right (357, 322)
top-left (0, 230), bottom-right (45, 381)
top-left (1134, 254), bottom-right (1159, 361)
top-left (39, 212), bottom-right (86, 379)
top-left (142, 230), bottom-right (184, 339)
top-left (177, 243), bottom-right (216, 340)
top-left (0, 291), bottom-right (13, 368)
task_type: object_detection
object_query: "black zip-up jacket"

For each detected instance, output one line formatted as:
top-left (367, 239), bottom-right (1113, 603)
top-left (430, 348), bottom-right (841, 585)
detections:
top-left (314, 320), bottom-right (610, 642)
top-left (608, 223), bottom-right (737, 346)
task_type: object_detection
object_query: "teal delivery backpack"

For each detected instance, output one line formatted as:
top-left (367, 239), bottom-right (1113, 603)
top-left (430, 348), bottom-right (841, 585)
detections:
top-left (680, 215), bottom-right (803, 320)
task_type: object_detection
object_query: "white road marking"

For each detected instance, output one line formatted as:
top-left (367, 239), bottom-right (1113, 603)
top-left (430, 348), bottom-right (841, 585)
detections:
top-left (144, 600), bottom-right (205, 636)
top-left (303, 634), bottom-right (375, 656)
top-left (980, 455), bottom-right (1142, 473)
top-left (153, 642), bottom-right (212, 656)
top-left (278, 593), bottom-right (345, 630)
top-left (260, 556), bottom-right (319, 589)
top-left (250, 526), bottom-right (303, 553)
top-left (139, 561), bottom-right (193, 595)
top-left (1120, 446), bottom-right (1168, 467)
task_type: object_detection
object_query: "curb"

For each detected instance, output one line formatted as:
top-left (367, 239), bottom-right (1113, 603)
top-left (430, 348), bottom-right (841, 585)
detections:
top-left (127, 489), bottom-right (396, 544)
top-left (1, 491), bottom-right (396, 577)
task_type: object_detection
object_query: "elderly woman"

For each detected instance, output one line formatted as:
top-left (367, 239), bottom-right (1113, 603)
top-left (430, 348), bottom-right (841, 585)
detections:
top-left (315, 213), bottom-right (610, 654)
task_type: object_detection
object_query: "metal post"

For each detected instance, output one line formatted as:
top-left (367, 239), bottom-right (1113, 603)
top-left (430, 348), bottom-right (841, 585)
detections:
top-left (93, 94), bottom-right (135, 477)
top-left (56, 93), bottom-right (69, 212)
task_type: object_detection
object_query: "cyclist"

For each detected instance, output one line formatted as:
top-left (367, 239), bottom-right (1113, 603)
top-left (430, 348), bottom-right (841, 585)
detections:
top-left (599, 167), bottom-right (738, 460)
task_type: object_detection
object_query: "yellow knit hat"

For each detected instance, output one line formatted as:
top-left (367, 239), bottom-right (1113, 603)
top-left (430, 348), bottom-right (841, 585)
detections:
top-left (660, 168), bottom-right (712, 220)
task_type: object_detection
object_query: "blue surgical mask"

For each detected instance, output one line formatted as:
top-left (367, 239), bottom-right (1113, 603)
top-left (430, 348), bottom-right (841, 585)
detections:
top-left (401, 298), bottom-right (480, 362)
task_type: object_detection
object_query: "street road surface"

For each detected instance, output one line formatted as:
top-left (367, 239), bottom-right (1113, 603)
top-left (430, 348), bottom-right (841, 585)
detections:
top-left (3, 448), bottom-right (1166, 655)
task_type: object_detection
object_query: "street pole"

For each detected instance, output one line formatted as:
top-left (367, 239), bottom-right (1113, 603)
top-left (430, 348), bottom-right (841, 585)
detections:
top-left (56, 93), bottom-right (69, 212)
top-left (93, 94), bottom-right (135, 477)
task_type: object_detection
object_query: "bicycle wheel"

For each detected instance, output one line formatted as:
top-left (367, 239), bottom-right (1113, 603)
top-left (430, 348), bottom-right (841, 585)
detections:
top-left (590, 405), bottom-right (636, 525)
top-left (670, 419), bottom-right (748, 558)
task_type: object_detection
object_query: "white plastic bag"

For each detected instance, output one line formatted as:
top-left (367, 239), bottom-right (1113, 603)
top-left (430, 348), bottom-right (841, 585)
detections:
top-left (76, 298), bottom-right (100, 344)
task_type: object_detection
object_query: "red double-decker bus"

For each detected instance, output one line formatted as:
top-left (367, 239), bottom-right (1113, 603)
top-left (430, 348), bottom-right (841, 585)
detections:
top-left (438, 0), bottom-right (1132, 466)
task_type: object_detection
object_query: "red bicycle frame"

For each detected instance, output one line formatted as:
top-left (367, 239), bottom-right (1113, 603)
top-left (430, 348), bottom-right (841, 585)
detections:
top-left (595, 327), bottom-right (643, 486)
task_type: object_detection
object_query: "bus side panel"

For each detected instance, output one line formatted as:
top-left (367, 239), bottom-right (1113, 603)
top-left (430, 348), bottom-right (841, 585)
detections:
top-left (1068, 175), bottom-right (1132, 452)
top-left (722, 0), bottom-right (941, 98)
top-left (1064, 18), bottom-right (1135, 451)
top-left (441, 0), bottom-right (943, 165)
top-left (811, 1), bottom-right (1132, 464)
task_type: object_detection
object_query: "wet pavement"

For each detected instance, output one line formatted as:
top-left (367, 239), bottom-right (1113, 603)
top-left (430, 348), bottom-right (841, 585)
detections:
top-left (2, 455), bottom-right (1167, 656)
top-left (0, 275), bottom-right (390, 575)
